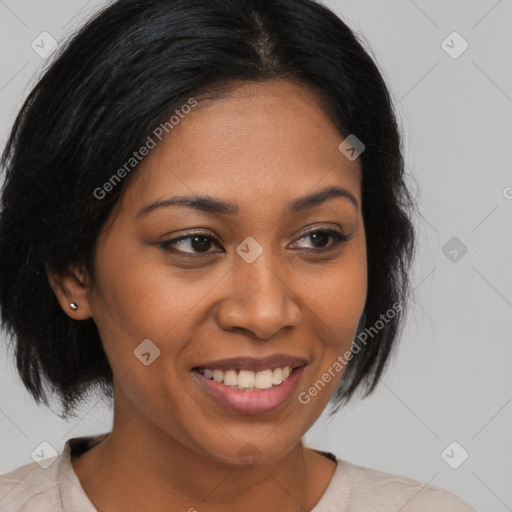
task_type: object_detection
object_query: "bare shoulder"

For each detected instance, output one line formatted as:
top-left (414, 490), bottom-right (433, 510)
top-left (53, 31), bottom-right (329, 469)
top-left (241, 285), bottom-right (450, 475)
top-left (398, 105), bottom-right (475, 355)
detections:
top-left (342, 459), bottom-right (477, 511)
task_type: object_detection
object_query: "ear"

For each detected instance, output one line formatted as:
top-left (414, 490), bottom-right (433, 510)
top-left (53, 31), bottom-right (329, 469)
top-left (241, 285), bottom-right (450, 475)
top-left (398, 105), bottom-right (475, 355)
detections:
top-left (45, 263), bottom-right (93, 320)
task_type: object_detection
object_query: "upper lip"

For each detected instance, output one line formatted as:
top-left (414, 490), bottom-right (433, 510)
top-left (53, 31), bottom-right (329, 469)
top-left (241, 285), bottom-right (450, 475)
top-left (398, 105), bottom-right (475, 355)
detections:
top-left (193, 354), bottom-right (308, 372)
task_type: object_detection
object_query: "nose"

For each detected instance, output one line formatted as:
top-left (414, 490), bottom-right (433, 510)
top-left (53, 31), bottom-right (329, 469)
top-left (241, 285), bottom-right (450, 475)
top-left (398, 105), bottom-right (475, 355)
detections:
top-left (216, 252), bottom-right (301, 340)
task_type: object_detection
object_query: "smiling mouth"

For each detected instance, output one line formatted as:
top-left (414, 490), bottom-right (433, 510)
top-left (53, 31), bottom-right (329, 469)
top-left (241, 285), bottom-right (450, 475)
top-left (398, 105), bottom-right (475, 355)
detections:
top-left (193, 366), bottom-right (302, 392)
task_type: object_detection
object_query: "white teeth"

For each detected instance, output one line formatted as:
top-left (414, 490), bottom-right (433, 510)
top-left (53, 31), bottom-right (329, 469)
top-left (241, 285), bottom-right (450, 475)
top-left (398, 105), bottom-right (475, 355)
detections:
top-left (224, 370), bottom-right (237, 386)
top-left (199, 366), bottom-right (295, 390)
top-left (238, 370), bottom-right (255, 388)
top-left (272, 368), bottom-right (283, 385)
top-left (255, 369), bottom-right (274, 389)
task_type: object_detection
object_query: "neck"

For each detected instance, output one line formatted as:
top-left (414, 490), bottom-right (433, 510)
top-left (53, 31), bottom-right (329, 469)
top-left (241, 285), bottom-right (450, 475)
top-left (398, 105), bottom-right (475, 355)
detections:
top-left (71, 383), bottom-right (336, 511)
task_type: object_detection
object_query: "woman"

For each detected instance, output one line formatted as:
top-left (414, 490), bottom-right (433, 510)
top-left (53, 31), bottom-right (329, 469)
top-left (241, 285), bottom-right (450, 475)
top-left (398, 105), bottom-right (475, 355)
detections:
top-left (0, 0), bottom-right (476, 510)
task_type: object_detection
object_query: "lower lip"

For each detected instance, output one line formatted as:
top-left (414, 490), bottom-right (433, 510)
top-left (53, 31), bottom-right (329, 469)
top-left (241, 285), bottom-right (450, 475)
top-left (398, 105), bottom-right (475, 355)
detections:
top-left (192, 366), bottom-right (305, 414)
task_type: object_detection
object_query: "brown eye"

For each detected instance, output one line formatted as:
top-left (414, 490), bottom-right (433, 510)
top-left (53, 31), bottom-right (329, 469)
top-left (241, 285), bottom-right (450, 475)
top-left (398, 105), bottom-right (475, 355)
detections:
top-left (188, 236), bottom-right (213, 253)
top-left (161, 234), bottom-right (221, 255)
top-left (292, 229), bottom-right (351, 251)
top-left (308, 231), bottom-right (330, 248)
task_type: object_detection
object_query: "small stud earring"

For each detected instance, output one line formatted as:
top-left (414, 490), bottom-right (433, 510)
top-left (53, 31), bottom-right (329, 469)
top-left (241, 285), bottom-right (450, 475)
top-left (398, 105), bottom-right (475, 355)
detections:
top-left (70, 302), bottom-right (78, 311)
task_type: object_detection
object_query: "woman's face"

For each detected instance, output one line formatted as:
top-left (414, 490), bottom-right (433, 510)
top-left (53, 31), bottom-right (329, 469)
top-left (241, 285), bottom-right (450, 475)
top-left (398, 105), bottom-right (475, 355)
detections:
top-left (86, 80), bottom-right (367, 465)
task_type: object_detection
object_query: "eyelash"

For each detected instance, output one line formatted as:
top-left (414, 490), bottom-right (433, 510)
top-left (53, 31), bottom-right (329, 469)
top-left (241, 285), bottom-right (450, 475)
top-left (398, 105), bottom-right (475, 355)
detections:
top-left (160, 228), bottom-right (352, 257)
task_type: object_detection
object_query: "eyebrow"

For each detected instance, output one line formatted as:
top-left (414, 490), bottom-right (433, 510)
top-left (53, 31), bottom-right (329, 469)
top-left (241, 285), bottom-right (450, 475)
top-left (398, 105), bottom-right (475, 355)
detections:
top-left (136, 185), bottom-right (358, 219)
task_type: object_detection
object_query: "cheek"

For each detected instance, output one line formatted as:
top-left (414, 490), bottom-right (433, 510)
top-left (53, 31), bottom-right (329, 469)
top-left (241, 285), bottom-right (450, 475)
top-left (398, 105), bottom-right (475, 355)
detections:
top-left (296, 258), bottom-right (366, 416)
top-left (300, 241), bottom-right (367, 407)
top-left (310, 246), bottom-right (367, 345)
top-left (90, 239), bottom-right (200, 338)
top-left (324, 268), bottom-right (366, 343)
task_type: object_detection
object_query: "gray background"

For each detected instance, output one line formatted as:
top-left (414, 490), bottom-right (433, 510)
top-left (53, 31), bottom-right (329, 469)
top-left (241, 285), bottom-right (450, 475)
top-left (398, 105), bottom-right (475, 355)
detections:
top-left (1, 1), bottom-right (511, 510)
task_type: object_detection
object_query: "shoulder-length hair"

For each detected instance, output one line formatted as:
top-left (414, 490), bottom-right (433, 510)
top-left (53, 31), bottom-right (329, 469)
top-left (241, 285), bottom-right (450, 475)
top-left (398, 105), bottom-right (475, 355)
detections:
top-left (0, 0), bottom-right (415, 419)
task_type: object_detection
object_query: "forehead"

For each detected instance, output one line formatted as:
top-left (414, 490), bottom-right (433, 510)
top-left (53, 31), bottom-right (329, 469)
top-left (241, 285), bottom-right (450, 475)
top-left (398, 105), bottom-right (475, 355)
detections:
top-left (122, 80), bottom-right (362, 212)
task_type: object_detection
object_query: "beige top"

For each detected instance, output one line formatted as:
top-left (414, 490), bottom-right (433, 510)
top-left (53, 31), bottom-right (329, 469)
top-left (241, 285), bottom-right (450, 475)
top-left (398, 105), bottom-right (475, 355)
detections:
top-left (0, 432), bottom-right (477, 511)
